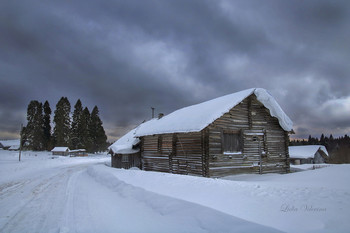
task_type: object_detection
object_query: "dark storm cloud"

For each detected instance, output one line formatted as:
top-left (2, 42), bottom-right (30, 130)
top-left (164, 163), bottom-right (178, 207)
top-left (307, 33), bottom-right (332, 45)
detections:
top-left (0, 0), bottom-right (349, 141)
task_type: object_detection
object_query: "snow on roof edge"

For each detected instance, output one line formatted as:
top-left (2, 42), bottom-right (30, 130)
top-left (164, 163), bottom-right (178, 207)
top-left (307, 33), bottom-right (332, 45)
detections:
top-left (0, 139), bottom-right (21, 147)
top-left (289, 145), bottom-right (329, 159)
top-left (51, 147), bottom-right (70, 152)
top-left (254, 88), bottom-right (293, 132)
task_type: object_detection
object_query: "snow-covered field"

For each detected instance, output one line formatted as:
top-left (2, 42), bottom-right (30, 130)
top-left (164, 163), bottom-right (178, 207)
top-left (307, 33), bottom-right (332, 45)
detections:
top-left (0, 150), bottom-right (349, 233)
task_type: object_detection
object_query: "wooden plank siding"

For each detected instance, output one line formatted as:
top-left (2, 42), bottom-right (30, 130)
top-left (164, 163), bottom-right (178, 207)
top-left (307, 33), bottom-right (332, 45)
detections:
top-left (140, 93), bottom-right (290, 177)
top-left (142, 132), bottom-right (204, 176)
top-left (142, 134), bottom-right (172, 172)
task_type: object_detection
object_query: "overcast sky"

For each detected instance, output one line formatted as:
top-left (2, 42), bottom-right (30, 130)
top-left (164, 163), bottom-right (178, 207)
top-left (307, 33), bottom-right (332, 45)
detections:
top-left (1, 0), bottom-right (349, 141)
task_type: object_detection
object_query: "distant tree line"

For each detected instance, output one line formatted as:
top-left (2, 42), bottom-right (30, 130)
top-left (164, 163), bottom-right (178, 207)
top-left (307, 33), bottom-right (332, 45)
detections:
top-left (22, 97), bottom-right (108, 153)
top-left (290, 134), bottom-right (350, 163)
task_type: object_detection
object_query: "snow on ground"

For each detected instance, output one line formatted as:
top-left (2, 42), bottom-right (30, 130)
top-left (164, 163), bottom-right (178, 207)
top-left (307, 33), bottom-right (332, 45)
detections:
top-left (0, 150), bottom-right (280, 233)
top-left (1, 150), bottom-right (349, 233)
top-left (290, 164), bottom-right (330, 172)
top-left (111, 165), bottom-right (350, 233)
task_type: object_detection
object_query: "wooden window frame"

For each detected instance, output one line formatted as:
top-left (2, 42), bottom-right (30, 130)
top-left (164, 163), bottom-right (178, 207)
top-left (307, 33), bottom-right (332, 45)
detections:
top-left (122, 155), bottom-right (129, 162)
top-left (221, 130), bottom-right (242, 153)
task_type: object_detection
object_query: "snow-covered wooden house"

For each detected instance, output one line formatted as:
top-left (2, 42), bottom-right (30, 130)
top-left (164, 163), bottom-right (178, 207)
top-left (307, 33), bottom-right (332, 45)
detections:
top-left (289, 145), bottom-right (328, 165)
top-left (69, 149), bottom-right (88, 157)
top-left (108, 127), bottom-right (142, 169)
top-left (51, 147), bottom-right (70, 156)
top-left (131, 88), bottom-right (293, 177)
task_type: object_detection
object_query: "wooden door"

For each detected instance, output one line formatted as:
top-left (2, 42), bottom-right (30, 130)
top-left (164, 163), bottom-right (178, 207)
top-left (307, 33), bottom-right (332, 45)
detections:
top-left (243, 130), bottom-right (265, 174)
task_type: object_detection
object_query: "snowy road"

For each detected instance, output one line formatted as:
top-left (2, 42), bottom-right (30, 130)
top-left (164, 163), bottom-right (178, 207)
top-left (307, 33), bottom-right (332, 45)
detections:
top-left (0, 151), bottom-right (280, 233)
top-left (0, 163), bottom-right (88, 233)
top-left (0, 158), bottom-right (108, 233)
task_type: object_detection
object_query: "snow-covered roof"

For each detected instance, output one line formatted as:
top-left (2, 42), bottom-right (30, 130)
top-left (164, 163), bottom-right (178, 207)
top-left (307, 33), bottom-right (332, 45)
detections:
top-left (70, 149), bottom-right (86, 152)
top-left (0, 139), bottom-right (20, 148)
top-left (135, 88), bottom-right (293, 137)
top-left (108, 121), bottom-right (156, 154)
top-left (51, 147), bottom-right (70, 152)
top-left (289, 145), bottom-right (329, 159)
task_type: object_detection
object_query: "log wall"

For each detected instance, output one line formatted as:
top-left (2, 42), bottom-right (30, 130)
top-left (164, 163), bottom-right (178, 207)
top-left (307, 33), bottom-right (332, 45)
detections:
top-left (142, 132), bottom-right (204, 176)
top-left (111, 152), bottom-right (142, 169)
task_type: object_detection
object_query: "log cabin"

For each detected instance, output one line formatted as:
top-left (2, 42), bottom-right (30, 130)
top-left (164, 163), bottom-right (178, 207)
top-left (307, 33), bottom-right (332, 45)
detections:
top-left (51, 147), bottom-right (70, 156)
top-left (135, 88), bottom-right (293, 177)
top-left (69, 149), bottom-right (88, 157)
top-left (110, 88), bottom-right (293, 177)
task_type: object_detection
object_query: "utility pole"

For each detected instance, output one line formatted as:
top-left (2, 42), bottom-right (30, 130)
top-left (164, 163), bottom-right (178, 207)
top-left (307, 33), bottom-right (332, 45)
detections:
top-left (19, 123), bottom-right (23, 162)
top-left (151, 107), bottom-right (155, 118)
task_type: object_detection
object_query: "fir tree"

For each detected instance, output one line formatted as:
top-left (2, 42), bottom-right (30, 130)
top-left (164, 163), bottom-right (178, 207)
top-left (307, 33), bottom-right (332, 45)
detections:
top-left (320, 134), bottom-right (325, 146)
top-left (53, 97), bottom-right (71, 146)
top-left (70, 99), bottom-right (83, 149)
top-left (25, 100), bottom-right (44, 150)
top-left (81, 107), bottom-right (92, 151)
top-left (43, 101), bottom-right (52, 150)
top-left (21, 126), bottom-right (28, 149)
top-left (89, 106), bottom-right (107, 153)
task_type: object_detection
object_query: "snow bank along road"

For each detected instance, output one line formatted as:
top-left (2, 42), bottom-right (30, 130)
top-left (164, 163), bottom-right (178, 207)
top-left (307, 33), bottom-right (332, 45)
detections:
top-left (114, 165), bottom-right (350, 233)
top-left (0, 151), bottom-right (280, 233)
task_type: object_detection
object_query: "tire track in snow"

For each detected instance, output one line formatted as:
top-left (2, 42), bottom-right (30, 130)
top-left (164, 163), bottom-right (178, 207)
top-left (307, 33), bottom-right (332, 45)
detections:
top-left (0, 180), bottom-right (32, 200)
top-left (59, 169), bottom-right (83, 233)
top-left (0, 165), bottom-right (88, 233)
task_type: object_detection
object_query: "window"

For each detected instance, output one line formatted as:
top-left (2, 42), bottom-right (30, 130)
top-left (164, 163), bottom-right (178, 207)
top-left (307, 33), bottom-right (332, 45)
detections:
top-left (122, 155), bottom-right (129, 162)
top-left (222, 132), bottom-right (242, 153)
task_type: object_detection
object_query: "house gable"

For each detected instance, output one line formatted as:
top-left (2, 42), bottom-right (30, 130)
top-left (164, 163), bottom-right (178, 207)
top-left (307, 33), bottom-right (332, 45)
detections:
top-left (206, 94), bottom-right (289, 177)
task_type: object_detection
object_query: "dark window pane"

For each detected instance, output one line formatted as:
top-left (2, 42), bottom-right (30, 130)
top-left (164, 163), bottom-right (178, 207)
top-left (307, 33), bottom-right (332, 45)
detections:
top-left (223, 133), bottom-right (241, 152)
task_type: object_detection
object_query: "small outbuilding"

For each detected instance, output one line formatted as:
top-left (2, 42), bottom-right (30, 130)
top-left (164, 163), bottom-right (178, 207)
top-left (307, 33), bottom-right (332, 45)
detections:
top-left (51, 147), bottom-right (70, 156)
top-left (70, 149), bottom-right (88, 157)
top-left (289, 145), bottom-right (329, 165)
top-left (0, 140), bottom-right (21, 150)
top-left (108, 126), bottom-right (143, 169)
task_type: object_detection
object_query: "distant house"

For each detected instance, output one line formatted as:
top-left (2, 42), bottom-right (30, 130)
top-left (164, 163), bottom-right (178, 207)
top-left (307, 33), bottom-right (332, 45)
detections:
top-left (70, 149), bottom-right (88, 157)
top-left (289, 145), bottom-right (329, 165)
top-left (0, 140), bottom-right (21, 150)
top-left (108, 126), bottom-right (142, 169)
top-left (51, 147), bottom-right (70, 156)
top-left (111, 88), bottom-right (293, 177)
